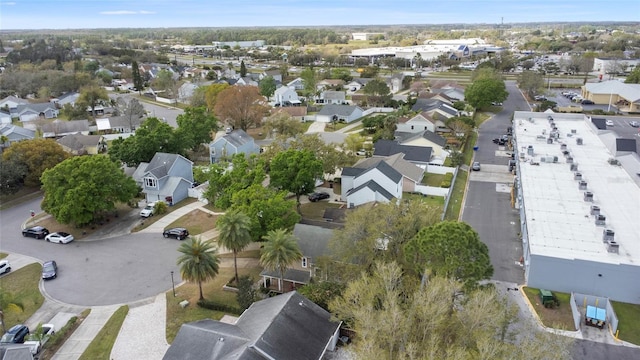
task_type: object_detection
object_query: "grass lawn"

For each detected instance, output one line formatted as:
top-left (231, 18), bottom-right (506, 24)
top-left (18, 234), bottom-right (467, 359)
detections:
top-left (422, 173), bottom-right (446, 187)
top-left (523, 287), bottom-right (576, 330)
top-left (132, 198), bottom-right (197, 232)
top-left (0, 263), bottom-right (45, 328)
top-left (444, 169), bottom-right (467, 221)
top-left (79, 305), bottom-right (129, 360)
top-left (166, 266), bottom-right (263, 343)
top-left (463, 131), bottom-right (478, 166)
top-left (475, 112), bottom-right (492, 126)
top-left (219, 249), bottom-right (260, 259)
top-left (403, 193), bottom-right (445, 209)
top-left (611, 301), bottom-right (640, 345)
top-left (299, 201), bottom-right (343, 220)
top-left (0, 252), bottom-right (7, 260)
top-left (165, 209), bottom-right (218, 235)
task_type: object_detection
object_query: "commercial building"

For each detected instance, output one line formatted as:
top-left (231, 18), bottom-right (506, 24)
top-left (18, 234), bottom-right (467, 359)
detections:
top-left (350, 38), bottom-right (504, 62)
top-left (513, 111), bottom-right (640, 304)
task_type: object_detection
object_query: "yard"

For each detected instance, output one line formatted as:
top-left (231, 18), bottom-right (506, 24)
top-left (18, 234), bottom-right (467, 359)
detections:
top-left (0, 263), bottom-right (45, 329)
top-left (421, 172), bottom-right (446, 187)
top-left (611, 301), bottom-right (640, 345)
top-left (165, 209), bottom-right (218, 235)
top-left (444, 170), bottom-right (467, 221)
top-left (522, 286), bottom-right (576, 331)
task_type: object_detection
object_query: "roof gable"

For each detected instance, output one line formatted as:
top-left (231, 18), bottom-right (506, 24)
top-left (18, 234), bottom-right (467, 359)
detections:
top-left (145, 152), bottom-right (192, 179)
top-left (317, 104), bottom-right (360, 116)
top-left (216, 129), bottom-right (255, 148)
top-left (373, 139), bottom-right (432, 163)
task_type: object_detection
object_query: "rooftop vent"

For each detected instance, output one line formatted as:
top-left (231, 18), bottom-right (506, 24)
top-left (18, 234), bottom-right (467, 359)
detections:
top-left (560, 143), bottom-right (567, 150)
top-left (584, 191), bottom-right (593, 202)
top-left (574, 172), bottom-right (582, 180)
top-left (567, 156), bottom-right (574, 163)
top-left (570, 163), bottom-right (579, 171)
top-left (595, 214), bottom-right (606, 226)
top-left (579, 180), bottom-right (588, 190)
top-left (576, 138), bottom-right (583, 145)
top-left (590, 205), bottom-right (600, 216)
top-left (571, 129), bottom-right (577, 134)
top-left (606, 240), bottom-right (619, 254)
top-left (562, 150), bottom-right (570, 157)
top-left (603, 229), bottom-right (615, 242)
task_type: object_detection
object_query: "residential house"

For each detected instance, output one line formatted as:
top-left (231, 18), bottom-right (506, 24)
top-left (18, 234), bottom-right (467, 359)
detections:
top-left (57, 134), bottom-right (106, 155)
top-left (0, 95), bottom-right (29, 113)
top-left (51, 91), bottom-right (80, 109)
top-left (315, 104), bottom-right (363, 124)
top-left (385, 73), bottom-right (405, 93)
top-left (209, 129), bottom-right (260, 163)
top-left (0, 125), bottom-right (35, 148)
top-left (0, 345), bottom-right (34, 360)
top-left (15, 103), bottom-right (59, 122)
top-left (372, 139), bottom-right (433, 169)
top-left (395, 130), bottom-right (450, 164)
top-left (260, 69), bottom-right (282, 83)
top-left (341, 160), bottom-right (403, 208)
top-left (261, 223), bottom-right (334, 291)
top-left (272, 86), bottom-right (301, 107)
top-left (316, 90), bottom-right (346, 105)
top-left (346, 78), bottom-right (374, 93)
top-left (41, 119), bottom-right (90, 138)
top-left (396, 112), bottom-right (436, 133)
top-left (411, 99), bottom-right (459, 123)
top-left (177, 82), bottom-right (199, 103)
top-left (351, 153), bottom-right (425, 193)
top-left (163, 291), bottom-right (341, 360)
top-left (235, 76), bottom-right (259, 87)
top-left (132, 152), bottom-right (194, 205)
top-left (287, 77), bottom-right (305, 91)
top-left (0, 109), bottom-right (11, 125)
top-left (419, 91), bottom-right (458, 105)
top-left (272, 106), bottom-right (308, 122)
top-left (316, 79), bottom-right (345, 92)
top-left (430, 81), bottom-right (465, 101)
top-left (96, 116), bottom-right (144, 133)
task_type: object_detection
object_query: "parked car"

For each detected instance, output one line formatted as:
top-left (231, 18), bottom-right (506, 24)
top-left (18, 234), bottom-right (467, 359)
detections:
top-left (308, 192), bottom-right (330, 202)
top-left (163, 227), bottom-right (189, 240)
top-left (606, 120), bottom-right (614, 126)
top-left (24, 324), bottom-right (55, 355)
top-left (45, 232), bottom-right (74, 244)
top-left (534, 95), bottom-right (547, 101)
top-left (472, 162), bottom-right (481, 171)
top-left (22, 226), bottom-right (50, 239)
top-left (491, 101), bottom-right (503, 106)
top-left (581, 99), bottom-right (594, 105)
top-left (140, 202), bottom-right (156, 218)
top-left (630, 121), bottom-right (640, 128)
top-left (0, 260), bottom-right (11, 275)
top-left (42, 260), bottom-right (57, 280)
top-left (0, 324), bottom-right (29, 344)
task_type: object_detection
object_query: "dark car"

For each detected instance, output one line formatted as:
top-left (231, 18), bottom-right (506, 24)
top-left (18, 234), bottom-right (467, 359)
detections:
top-left (308, 192), bottom-right (330, 202)
top-left (163, 227), bottom-right (189, 240)
top-left (22, 226), bottom-right (50, 239)
top-left (581, 99), bottom-right (594, 105)
top-left (42, 260), bottom-right (57, 280)
top-left (0, 324), bottom-right (29, 344)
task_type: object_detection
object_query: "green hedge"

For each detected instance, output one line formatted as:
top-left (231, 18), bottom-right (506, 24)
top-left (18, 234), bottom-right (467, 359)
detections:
top-left (197, 299), bottom-right (242, 315)
top-left (440, 173), bottom-right (453, 188)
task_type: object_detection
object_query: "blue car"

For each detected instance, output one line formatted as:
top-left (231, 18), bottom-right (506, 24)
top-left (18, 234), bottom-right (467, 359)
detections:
top-left (42, 260), bottom-right (58, 280)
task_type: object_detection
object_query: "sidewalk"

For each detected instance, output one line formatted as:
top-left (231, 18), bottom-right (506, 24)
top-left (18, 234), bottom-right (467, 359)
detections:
top-left (137, 200), bottom-right (220, 234)
top-left (51, 305), bottom-right (119, 360)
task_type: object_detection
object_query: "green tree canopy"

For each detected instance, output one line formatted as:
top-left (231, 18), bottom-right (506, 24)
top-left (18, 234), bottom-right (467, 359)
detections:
top-left (260, 228), bottom-right (303, 293)
top-left (79, 84), bottom-right (109, 118)
top-left (175, 106), bottom-right (219, 151)
top-left (109, 117), bottom-right (184, 167)
top-left (263, 112), bottom-right (305, 138)
top-left (216, 210), bottom-right (253, 283)
top-left (269, 149), bottom-right (323, 212)
top-left (203, 154), bottom-right (266, 210)
top-left (517, 70), bottom-right (544, 99)
top-left (259, 76), bottom-right (277, 100)
top-left (464, 77), bottom-right (508, 109)
top-left (1, 138), bottom-right (69, 187)
top-left (625, 66), bottom-right (640, 84)
top-left (300, 67), bottom-right (318, 97)
top-left (404, 221), bottom-right (493, 290)
top-left (41, 155), bottom-right (138, 226)
top-left (214, 85), bottom-right (268, 131)
top-left (0, 159), bottom-right (28, 195)
top-left (131, 60), bottom-right (143, 94)
top-left (177, 237), bottom-right (220, 300)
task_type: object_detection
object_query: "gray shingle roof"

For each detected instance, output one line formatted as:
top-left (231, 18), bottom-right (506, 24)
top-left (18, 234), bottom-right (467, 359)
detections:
top-left (42, 119), bottom-right (89, 134)
top-left (293, 223), bottom-right (333, 259)
top-left (145, 152), bottom-right (182, 178)
top-left (15, 102), bottom-right (57, 114)
top-left (0, 125), bottom-right (35, 139)
top-left (56, 134), bottom-right (102, 151)
top-left (346, 179), bottom-right (394, 201)
top-left (219, 129), bottom-right (255, 147)
top-left (373, 139), bottom-right (432, 163)
top-left (616, 138), bottom-right (637, 153)
top-left (354, 153), bottom-right (424, 183)
top-left (317, 104), bottom-right (360, 116)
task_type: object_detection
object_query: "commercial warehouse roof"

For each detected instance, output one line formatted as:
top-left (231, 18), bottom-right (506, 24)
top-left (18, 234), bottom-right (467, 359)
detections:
top-left (514, 112), bottom-right (640, 265)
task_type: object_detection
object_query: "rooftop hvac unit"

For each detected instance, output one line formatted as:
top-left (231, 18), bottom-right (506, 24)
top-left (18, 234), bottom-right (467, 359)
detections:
top-left (595, 214), bottom-right (606, 226)
top-left (567, 157), bottom-right (574, 163)
top-left (570, 163), bottom-right (579, 171)
top-left (547, 138), bottom-right (553, 144)
top-left (579, 180), bottom-right (588, 190)
top-left (562, 150), bottom-right (570, 157)
top-left (527, 145), bottom-right (534, 156)
top-left (606, 240), bottom-right (619, 254)
top-left (603, 229), bottom-right (615, 242)
top-left (591, 205), bottom-right (600, 216)
top-left (547, 116), bottom-right (554, 122)
top-left (576, 138), bottom-right (583, 145)
top-left (571, 129), bottom-right (577, 134)
top-left (574, 172), bottom-right (582, 180)
top-left (560, 143), bottom-right (567, 150)
top-left (542, 129), bottom-right (547, 135)
top-left (584, 191), bottom-right (593, 202)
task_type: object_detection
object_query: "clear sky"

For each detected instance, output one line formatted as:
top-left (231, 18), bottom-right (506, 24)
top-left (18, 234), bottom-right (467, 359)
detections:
top-left (1, 0), bottom-right (638, 30)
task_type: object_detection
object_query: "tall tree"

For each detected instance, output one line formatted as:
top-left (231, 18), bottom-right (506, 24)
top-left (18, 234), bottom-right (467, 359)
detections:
top-left (263, 112), bottom-right (305, 138)
top-left (114, 97), bottom-right (145, 131)
top-left (625, 66), bottom-right (640, 84)
top-left (109, 117), bottom-right (183, 167)
top-left (79, 84), bottom-right (109, 118)
top-left (216, 210), bottom-right (253, 284)
top-left (204, 83), bottom-right (230, 111)
top-left (260, 229), bottom-right (303, 293)
top-left (240, 60), bottom-right (247, 77)
top-left (175, 106), bottom-right (219, 151)
top-left (517, 70), bottom-right (544, 99)
top-left (259, 76), bottom-right (277, 100)
top-left (1, 138), bottom-right (69, 187)
top-left (0, 159), bottom-right (28, 195)
top-left (214, 85), bottom-right (268, 131)
top-left (203, 154), bottom-right (266, 209)
top-left (177, 237), bottom-right (220, 300)
top-left (41, 155), bottom-right (138, 226)
top-left (362, 78), bottom-right (391, 107)
top-left (464, 77), bottom-right (508, 110)
top-left (300, 67), bottom-right (318, 98)
top-left (404, 221), bottom-right (493, 290)
top-left (269, 149), bottom-right (323, 213)
top-left (131, 60), bottom-right (143, 95)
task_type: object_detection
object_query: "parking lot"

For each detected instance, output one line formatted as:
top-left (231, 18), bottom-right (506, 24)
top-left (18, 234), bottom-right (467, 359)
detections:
top-left (543, 89), bottom-right (615, 112)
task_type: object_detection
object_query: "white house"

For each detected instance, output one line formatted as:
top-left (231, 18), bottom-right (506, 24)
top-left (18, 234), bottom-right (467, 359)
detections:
top-left (341, 161), bottom-right (403, 208)
top-left (315, 104), bottom-right (363, 124)
top-left (396, 112), bottom-right (436, 133)
top-left (272, 86), bottom-right (301, 107)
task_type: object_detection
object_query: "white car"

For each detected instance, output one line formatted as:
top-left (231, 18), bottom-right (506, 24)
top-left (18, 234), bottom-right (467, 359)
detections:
top-left (140, 202), bottom-right (156, 218)
top-left (0, 260), bottom-right (11, 275)
top-left (606, 120), bottom-right (614, 126)
top-left (45, 232), bottom-right (74, 244)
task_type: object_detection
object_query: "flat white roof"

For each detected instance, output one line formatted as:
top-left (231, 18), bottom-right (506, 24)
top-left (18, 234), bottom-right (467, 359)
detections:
top-left (514, 111), bottom-right (640, 265)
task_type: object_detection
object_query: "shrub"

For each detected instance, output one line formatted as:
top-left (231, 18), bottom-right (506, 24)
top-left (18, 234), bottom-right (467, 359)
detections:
top-left (440, 181), bottom-right (451, 188)
top-left (197, 299), bottom-right (242, 315)
top-left (154, 201), bottom-right (168, 215)
top-left (236, 276), bottom-right (257, 311)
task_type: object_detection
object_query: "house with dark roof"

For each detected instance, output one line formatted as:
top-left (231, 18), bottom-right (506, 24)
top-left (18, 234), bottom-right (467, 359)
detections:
top-left (15, 103), bottom-right (59, 122)
top-left (395, 130), bottom-right (450, 164)
top-left (341, 160), bottom-right (403, 208)
top-left (41, 119), bottom-right (90, 138)
top-left (163, 291), bottom-right (341, 360)
top-left (209, 129), bottom-right (260, 163)
top-left (132, 152), bottom-right (194, 204)
top-left (51, 91), bottom-right (80, 108)
top-left (352, 153), bottom-right (425, 192)
top-left (260, 69), bottom-right (283, 83)
top-left (0, 125), bottom-right (35, 148)
top-left (396, 112), bottom-right (436, 133)
top-left (346, 78), bottom-right (374, 93)
top-left (287, 77), bottom-right (305, 91)
top-left (260, 223), bottom-right (334, 292)
top-left (372, 139), bottom-right (433, 168)
top-left (235, 76), bottom-right (259, 87)
top-left (96, 115), bottom-right (145, 133)
top-left (315, 104), bottom-right (363, 124)
top-left (411, 99), bottom-right (459, 120)
top-left (56, 134), bottom-right (106, 155)
top-left (0, 344), bottom-right (34, 360)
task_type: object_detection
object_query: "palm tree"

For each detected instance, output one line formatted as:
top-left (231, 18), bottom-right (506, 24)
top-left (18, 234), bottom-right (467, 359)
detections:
top-left (216, 210), bottom-right (253, 285)
top-left (177, 237), bottom-right (220, 300)
top-left (260, 229), bottom-right (302, 293)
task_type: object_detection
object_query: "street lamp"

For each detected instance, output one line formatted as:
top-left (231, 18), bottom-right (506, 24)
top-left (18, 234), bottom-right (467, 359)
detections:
top-left (170, 271), bottom-right (176, 297)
